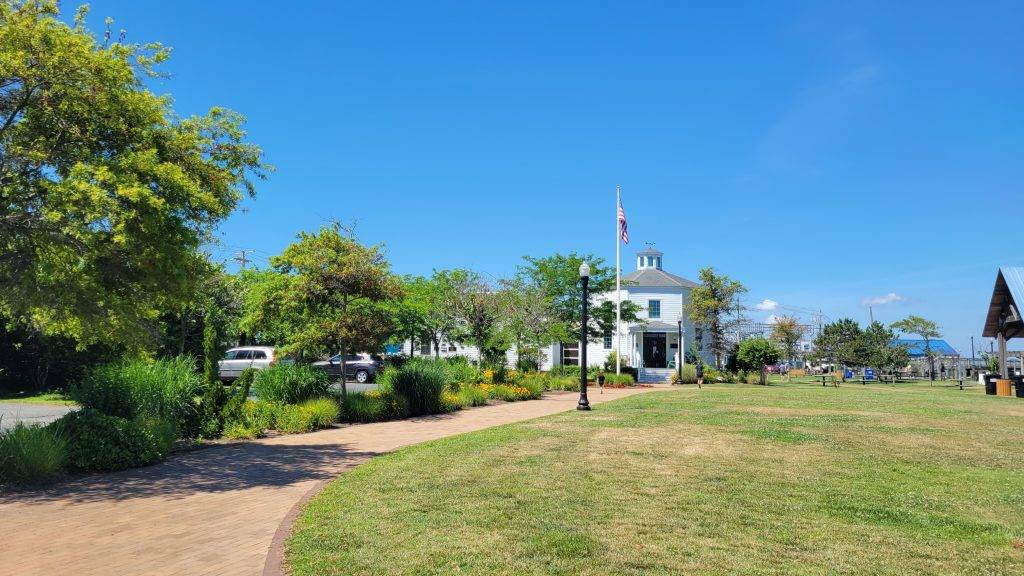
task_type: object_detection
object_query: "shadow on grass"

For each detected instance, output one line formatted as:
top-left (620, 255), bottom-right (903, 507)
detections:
top-left (5, 441), bottom-right (379, 504)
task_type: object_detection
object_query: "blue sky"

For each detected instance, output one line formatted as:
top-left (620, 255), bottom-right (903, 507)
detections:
top-left (80, 1), bottom-right (1022, 355)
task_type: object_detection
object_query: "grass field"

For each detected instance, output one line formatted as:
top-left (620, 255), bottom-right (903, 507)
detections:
top-left (0, 391), bottom-right (74, 405)
top-left (287, 382), bottom-right (1024, 575)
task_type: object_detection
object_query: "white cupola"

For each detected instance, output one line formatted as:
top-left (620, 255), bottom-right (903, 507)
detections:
top-left (636, 247), bottom-right (663, 271)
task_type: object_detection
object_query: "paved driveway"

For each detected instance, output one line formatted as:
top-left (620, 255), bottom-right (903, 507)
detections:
top-left (0, 402), bottom-right (74, 430)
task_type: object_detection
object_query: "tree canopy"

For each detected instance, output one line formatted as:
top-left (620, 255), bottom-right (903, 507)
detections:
top-left (770, 316), bottom-right (807, 365)
top-left (516, 252), bottom-right (641, 343)
top-left (261, 226), bottom-right (401, 375)
top-left (0, 1), bottom-right (268, 347)
top-left (688, 267), bottom-right (746, 368)
top-left (736, 337), bottom-right (780, 384)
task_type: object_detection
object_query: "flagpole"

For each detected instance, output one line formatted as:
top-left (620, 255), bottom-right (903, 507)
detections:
top-left (615, 185), bottom-right (621, 375)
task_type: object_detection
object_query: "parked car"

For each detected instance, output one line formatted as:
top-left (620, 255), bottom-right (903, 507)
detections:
top-left (217, 346), bottom-right (278, 381)
top-left (312, 353), bottom-right (383, 383)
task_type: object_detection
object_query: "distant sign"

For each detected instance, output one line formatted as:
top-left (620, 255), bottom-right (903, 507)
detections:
top-left (865, 368), bottom-right (875, 380)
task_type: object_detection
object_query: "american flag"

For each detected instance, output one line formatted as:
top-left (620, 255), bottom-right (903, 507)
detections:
top-left (618, 198), bottom-right (629, 244)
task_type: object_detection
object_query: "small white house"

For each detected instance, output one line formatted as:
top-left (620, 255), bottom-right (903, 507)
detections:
top-left (397, 248), bottom-right (708, 383)
top-left (561, 247), bottom-right (709, 382)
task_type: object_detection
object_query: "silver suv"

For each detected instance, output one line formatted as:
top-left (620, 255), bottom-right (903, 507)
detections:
top-left (217, 346), bottom-right (277, 381)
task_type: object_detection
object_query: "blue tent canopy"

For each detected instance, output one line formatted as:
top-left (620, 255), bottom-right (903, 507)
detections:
top-left (894, 338), bottom-right (959, 357)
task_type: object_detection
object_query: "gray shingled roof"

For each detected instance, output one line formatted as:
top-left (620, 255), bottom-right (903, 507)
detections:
top-left (622, 267), bottom-right (698, 288)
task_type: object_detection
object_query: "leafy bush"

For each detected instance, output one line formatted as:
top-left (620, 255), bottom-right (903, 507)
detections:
top-left (745, 371), bottom-right (762, 385)
top-left (603, 373), bottom-right (635, 386)
top-left (0, 422), bottom-right (67, 486)
top-left (218, 369), bottom-right (256, 428)
top-left (456, 385), bottom-right (489, 407)
top-left (671, 364), bottom-right (697, 385)
top-left (275, 404), bottom-right (318, 434)
top-left (300, 397), bottom-right (340, 428)
top-left (519, 375), bottom-right (546, 397)
top-left (222, 421), bottom-right (261, 440)
top-left (53, 409), bottom-right (175, 472)
top-left (485, 384), bottom-right (538, 401)
top-left (440, 390), bottom-right (464, 412)
top-left (71, 356), bottom-right (202, 436)
top-left (252, 363), bottom-right (331, 404)
top-left (390, 361), bottom-right (447, 416)
top-left (444, 358), bottom-right (480, 386)
top-left (551, 364), bottom-right (581, 378)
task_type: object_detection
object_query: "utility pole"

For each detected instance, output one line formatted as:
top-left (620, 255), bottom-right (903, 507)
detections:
top-left (971, 336), bottom-right (975, 368)
top-left (233, 249), bottom-right (252, 269)
top-left (869, 306), bottom-right (874, 324)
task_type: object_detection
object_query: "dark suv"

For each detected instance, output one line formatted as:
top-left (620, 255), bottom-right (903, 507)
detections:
top-left (312, 353), bottom-right (383, 383)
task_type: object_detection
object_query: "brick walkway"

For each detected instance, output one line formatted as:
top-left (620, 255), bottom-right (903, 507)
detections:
top-left (0, 387), bottom-right (655, 576)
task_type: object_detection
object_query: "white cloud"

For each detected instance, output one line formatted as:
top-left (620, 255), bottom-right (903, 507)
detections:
top-left (861, 293), bottom-right (906, 306)
top-left (755, 299), bottom-right (778, 311)
top-left (765, 314), bottom-right (780, 325)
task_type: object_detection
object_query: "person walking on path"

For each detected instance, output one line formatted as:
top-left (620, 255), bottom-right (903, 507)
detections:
top-left (695, 361), bottom-right (704, 389)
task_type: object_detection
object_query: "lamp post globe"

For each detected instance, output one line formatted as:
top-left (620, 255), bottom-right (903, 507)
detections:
top-left (578, 261), bottom-right (591, 411)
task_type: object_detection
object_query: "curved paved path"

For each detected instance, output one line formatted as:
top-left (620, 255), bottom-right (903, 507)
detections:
top-left (0, 387), bottom-right (656, 576)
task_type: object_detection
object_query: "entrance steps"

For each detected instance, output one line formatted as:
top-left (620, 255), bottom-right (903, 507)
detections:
top-left (639, 368), bottom-right (674, 383)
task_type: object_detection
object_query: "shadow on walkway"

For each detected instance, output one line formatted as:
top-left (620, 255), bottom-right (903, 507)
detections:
top-left (6, 442), bottom-right (377, 504)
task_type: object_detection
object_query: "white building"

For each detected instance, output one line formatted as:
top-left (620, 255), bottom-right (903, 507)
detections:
top-left (399, 248), bottom-right (708, 383)
top-left (555, 247), bottom-right (708, 382)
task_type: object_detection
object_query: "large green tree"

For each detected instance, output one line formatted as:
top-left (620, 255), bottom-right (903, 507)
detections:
top-left (813, 318), bottom-right (865, 369)
top-left (770, 316), bottom-right (807, 367)
top-left (862, 321), bottom-right (909, 374)
top-left (516, 252), bottom-right (641, 344)
top-left (266, 226), bottom-right (400, 394)
top-left (500, 277), bottom-right (566, 370)
top-left (736, 337), bottom-right (781, 385)
top-left (393, 273), bottom-right (461, 358)
top-left (439, 269), bottom-right (504, 368)
top-left (891, 315), bottom-right (942, 380)
top-left (688, 267), bottom-right (747, 369)
top-left (0, 2), bottom-right (267, 347)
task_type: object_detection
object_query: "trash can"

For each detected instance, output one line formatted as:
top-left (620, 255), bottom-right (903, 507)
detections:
top-left (1014, 376), bottom-right (1024, 398)
top-left (996, 379), bottom-right (1012, 397)
top-left (984, 374), bottom-right (997, 395)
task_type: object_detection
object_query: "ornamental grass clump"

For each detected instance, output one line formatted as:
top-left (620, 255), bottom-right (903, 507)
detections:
top-left (71, 356), bottom-right (202, 436)
top-left (252, 363), bottom-right (331, 404)
top-left (0, 422), bottom-right (67, 486)
top-left (390, 361), bottom-right (447, 416)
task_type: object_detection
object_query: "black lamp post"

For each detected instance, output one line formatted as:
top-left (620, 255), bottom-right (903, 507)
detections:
top-left (578, 261), bottom-right (591, 411)
top-left (677, 317), bottom-right (683, 384)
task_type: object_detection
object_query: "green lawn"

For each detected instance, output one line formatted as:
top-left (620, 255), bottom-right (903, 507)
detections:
top-left (0, 391), bottom-right (75, 405)
top-left (287, 382), bottom-right (1024, 575)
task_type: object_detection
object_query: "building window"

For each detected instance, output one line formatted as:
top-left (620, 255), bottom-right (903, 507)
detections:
top-left (648, 299), bottom-right (661, 319)
top-left (603, 329), bottom-right (612, 349)
top-left (561, 342), bottom-right (580, 366)
top-left (419, 340), bottom-right (431, 355)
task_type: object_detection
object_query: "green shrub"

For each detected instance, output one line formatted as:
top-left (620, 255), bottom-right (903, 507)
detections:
top-left (71, 356), bottom-right (202, 436)
top-left (603, 373), bottom-right (635, 386)
top-left (275, 404), bottom-right (317, 434)
top-left (391, 361), bottom-right (447, 416)
top-left (519, 375), bottom-right (546, 397)
top-left (671, 364), bottom-right (697, 384)
top-left (252, 363), bottom-right (331, 404)
top-left (299, 397), bottom-right (340, 428)
top-left (487, 384), bottom-right (538, 401)
top-left (551, 364), bottom-right (581, 378)
top-left (53, 409), bottom-right (175, 472)
top-left (546, 375), bottom-right (580, 392)
top-left (444, 359), bottom-right (480, 387)
top-left (456, 385), bottom-right (489, 407)
top-left (222, 421), bottom-right (262, 440)
top-left (745, 371), bottom-right (762, 385)
top-left (342, 392), bottom-right (386, 423)
top-left (0, 422), bottom-right (67, 486)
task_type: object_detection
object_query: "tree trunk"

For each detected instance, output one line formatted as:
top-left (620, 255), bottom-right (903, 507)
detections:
top-left (433, 335), bottom-right (440, 359)
top-left (339, 342), bottom-right (348, 398)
